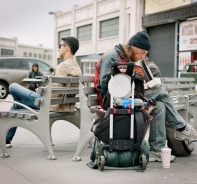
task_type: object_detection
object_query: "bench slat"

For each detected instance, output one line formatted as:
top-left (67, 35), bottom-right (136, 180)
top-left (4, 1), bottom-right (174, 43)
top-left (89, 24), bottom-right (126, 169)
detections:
top-left (52, 76), bottom-right (79, 83)
top-left (17, 113), bottom-right (25, 118)
top-left (0, 110), bottom-right (77, 120)
top-left (165, 84), bottom-right (196, 90)
top-left (86, 99), bottom-right (100, 107)
top-left (163, 77), bottom-right (195, 83)
top-left (80, 75), bottom-right (95, 83)
top-left (0, 111), bottom-right (9, 117)
top-left (88, 95), bottom-right (97, 100)
top-left (52, 87), bottom-right (79, 94)
top-left (83, 87), bottom-right (96, 95)
top-left (169, 91), bottom-right (196, 96)
top-left (9, 111), bottom-right (17, 117)
top-left (50, 97), bottom-right (79, 105)
top-left (24, 114), bottom-right (38, 120)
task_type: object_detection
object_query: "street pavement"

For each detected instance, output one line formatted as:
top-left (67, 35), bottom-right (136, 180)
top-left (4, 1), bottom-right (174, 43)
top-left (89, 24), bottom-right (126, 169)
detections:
top-left (0, 95), bottom-right (197, 184)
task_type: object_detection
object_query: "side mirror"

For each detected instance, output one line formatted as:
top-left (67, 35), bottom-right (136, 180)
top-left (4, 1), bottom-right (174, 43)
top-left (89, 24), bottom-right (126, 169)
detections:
top-left (50, 67), bottom-right (54, 72)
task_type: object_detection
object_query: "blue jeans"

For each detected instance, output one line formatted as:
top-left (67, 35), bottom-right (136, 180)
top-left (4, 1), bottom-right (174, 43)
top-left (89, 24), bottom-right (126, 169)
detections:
top-left (145, 87), bottom-right (185, 151)
top-left (6, 83), bottom-right (41, 141)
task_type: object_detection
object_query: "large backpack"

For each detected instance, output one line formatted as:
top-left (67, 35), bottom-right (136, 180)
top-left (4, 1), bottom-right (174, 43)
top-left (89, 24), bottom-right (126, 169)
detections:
top-left (102, 62), bottom-right (145, 110)
top-left (88, 62), bottom-right (153, 171)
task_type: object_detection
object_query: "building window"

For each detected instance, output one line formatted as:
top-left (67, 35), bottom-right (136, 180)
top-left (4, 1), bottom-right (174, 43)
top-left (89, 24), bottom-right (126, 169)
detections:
top-left (91, 62), bottom-right (96, 74)
top-left (43, 54), bottom-right (46, 60)
top-left (77, 24), bottom-right (92, 42)
top-left (58, 29), bottom-right (71, 45)
top-left (1, 49), bottom-right (14, 56)
top-left (24, 52), bottom-right (27, 56)
top-left (29, 53), bottom-right (32, 57)
top-left (100, 17), bottom-right (119, 38)
top-left (76, 55), bottom-right (88, 71)
top-left (47, 55), bottom-right (50, 61)
top-left (38, 54), bottom-right (42, 59)
top-left (33, 53), bottom-right (37, 58)
top-left (127, 14), bottom-right (130, 36)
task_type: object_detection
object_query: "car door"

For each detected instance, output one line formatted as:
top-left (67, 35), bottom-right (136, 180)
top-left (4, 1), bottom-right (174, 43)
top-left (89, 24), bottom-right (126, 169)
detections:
top-left (2, 58), bottom-right (30, 86)
top-left (0, 59), bottom-right (4, 79)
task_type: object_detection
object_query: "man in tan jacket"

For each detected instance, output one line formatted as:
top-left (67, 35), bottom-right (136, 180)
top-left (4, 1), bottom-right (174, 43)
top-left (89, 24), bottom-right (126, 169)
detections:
top-left (6, 36), bottom-right (82, 148)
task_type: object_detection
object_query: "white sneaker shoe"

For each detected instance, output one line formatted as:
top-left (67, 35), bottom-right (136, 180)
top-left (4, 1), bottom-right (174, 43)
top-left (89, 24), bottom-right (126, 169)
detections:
top-left (174, 124), bottom-right (197, 142)
top-left (6, 140), bottom-right (12, 148)
top-left (149, 151), bottom-right (176, 162)
top-left (6, 143), bottom-right (12, 148)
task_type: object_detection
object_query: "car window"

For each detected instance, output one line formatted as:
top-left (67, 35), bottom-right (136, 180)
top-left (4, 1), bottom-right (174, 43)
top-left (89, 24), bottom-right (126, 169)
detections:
top-left (27, 59), bottom-right (51, 72)
top-left (4, 59), bottom-right (29, 70)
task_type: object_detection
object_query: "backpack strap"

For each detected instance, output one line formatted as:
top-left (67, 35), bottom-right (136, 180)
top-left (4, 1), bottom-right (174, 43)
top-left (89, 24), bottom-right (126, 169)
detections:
top-left (135, 111), bottom-right (145, 150)
top-left (111, 62), bottom-right (121, 75)
top-left (125, 62), bottom-right (134, 76)
top-left (125, 62), bottom-right (135, 87)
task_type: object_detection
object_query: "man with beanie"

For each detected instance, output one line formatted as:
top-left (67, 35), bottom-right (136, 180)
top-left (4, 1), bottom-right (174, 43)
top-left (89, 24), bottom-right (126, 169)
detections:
top-left (94, 31), bottom-right (150, 105)
top-left (95, 31), bottom-right (197, 163)
top-left (6, 36), bottom-right (82, 148)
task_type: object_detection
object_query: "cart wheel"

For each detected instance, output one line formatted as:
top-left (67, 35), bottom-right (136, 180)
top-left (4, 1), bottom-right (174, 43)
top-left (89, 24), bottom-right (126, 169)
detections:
top-left (139, 155), bottom-right (147, 171)
top-left (98, 155), bottom-right (105, 171)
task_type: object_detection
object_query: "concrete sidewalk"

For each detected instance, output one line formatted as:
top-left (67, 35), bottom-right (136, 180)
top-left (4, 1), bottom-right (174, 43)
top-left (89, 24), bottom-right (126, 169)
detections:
top-left (0, 96), bottom-right (197, 184)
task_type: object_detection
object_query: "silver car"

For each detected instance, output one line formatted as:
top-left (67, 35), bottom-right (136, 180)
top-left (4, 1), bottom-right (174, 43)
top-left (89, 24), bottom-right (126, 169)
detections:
top-left (0, 57), bottom-right (54, 99)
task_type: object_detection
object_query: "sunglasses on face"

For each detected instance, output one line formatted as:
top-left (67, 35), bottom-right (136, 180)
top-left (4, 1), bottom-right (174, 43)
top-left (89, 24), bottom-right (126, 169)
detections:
top-left (59, 44), bottom-right (66, 49)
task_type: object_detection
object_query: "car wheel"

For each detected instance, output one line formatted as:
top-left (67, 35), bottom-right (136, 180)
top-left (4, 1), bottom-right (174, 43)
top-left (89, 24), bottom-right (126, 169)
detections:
top-left (0, 82), bottom-right (9, 99)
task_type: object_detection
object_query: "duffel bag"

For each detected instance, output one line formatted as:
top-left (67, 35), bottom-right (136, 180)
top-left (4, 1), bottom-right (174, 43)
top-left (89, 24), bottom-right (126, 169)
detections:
top-left (166, 124), bottom-right (194, 156)
top-left (87, 139), bottom-right (150, 169)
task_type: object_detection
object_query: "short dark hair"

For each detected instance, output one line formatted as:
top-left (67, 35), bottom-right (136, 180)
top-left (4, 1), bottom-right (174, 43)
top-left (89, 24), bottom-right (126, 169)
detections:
top-left (61, 36), bottom-right (79, 55)
top-left (32, 63), bottom-right (39, 68)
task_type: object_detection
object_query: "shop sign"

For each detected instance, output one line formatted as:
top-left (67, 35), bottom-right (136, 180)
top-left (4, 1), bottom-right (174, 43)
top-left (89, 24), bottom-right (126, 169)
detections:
top-left (145, 0), bottom-right (190, 15)
top-left (179, 20), bottom-right (197, 51)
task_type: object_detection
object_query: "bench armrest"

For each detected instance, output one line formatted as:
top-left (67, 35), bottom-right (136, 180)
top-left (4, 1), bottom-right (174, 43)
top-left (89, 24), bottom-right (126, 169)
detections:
top-left (185, 93), bottom-right (197, 98)
top-left (0, 99), bottom-right (38, 115)
top-left (170, 95), bottom-right (189, 104)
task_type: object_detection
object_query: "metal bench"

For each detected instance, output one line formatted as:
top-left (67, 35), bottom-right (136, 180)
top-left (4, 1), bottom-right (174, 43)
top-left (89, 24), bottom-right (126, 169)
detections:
top-left (162, 77), bottom-right (197, 128)
top-left (0, 75), bottom-right (87, 160)
top-left (72, 75), bottom-right (99, 161)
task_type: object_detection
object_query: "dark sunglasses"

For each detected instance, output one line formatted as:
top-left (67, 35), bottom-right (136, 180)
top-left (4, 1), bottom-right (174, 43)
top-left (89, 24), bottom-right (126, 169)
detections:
top-left (59, 44), bottom-right (66, 49)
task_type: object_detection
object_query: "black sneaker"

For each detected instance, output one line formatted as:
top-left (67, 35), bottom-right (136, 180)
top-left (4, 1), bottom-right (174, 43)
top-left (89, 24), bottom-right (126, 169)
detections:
top-left (6, 140), bottom-right (12, 148)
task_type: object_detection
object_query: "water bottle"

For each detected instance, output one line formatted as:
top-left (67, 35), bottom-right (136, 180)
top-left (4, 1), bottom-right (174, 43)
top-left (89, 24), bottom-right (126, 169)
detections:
top-left (141, 98), bottom-right (157, 116)
top-left (113, 98), bottom-right (147, 108)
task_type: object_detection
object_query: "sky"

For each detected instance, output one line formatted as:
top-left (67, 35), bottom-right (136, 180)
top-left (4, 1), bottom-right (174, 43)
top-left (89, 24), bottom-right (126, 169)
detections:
top-left (0, 0), bottom-right (93, 48)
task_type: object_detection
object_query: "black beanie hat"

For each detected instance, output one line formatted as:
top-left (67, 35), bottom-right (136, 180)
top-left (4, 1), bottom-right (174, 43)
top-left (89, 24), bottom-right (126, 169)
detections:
top-left (128, 31), bottom-right (151, 51)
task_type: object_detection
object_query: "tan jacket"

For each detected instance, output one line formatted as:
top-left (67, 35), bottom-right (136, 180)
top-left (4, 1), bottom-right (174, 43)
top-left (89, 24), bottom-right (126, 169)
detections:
top-left (50, 57), bottom-right (82, 112)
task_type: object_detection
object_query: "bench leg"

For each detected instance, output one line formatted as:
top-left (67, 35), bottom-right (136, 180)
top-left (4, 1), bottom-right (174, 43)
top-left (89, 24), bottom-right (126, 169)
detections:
top-left (178, 109), bottom-right (188, 121)
top-left (87, 140), bottom-right (92, 148)
top-left (49, 120), bottom-right (55, 146)
top-left (33, 129), bottom-right (56, 160)
top-left (188, 106), bottom-right (197, 129)
top-left (73, 131), bottom-right (94, 161)
top-left (0, 127), bottom-right (10, 158)
top-left (72, 111), bottom-right (94, 161)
